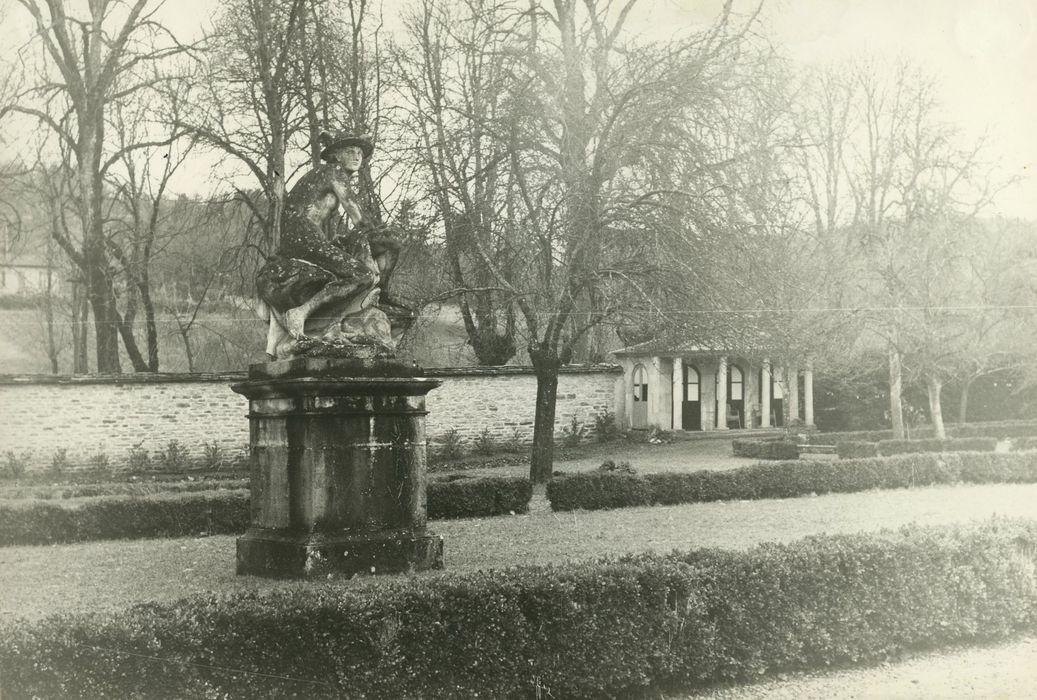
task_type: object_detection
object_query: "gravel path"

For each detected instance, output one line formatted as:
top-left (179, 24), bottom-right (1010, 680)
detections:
top-left (681, 636), bottom-right (1037, 699)
top-left (3, 482), bottom-right (1036, 620)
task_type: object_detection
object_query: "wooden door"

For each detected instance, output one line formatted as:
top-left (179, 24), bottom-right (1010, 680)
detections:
top-left (728, 364), bottom-right (744, 428)
top-left (681, 363), bottom-right (701, 430)
top-left (632, 364), bottom-right (649, 429)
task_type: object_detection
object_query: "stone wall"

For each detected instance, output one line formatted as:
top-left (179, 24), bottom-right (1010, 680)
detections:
top-left (0, 366), bottom-right (622, 473)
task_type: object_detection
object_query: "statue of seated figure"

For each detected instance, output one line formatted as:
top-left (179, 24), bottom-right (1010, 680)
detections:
top-left (255, 132), bottom-right (414, 359)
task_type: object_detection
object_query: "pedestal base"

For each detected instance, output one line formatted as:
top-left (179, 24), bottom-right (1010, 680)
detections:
top-left (237, 527), bottom-right (444, 579)
top-left (231, 357), bottom-right (443, 580)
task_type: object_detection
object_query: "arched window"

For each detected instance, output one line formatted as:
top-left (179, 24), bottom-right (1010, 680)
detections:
top-left (632, 364), bottom-right (648, 402)
top-left (729, 365), bottom-right (744, 401)
top-left (684, 364), bottom-right (700, 402)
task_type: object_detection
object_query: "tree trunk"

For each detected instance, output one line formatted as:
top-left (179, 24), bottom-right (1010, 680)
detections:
top-left (71, 280), bottom-right (89, 374)
top-left (529, 347), bottom-right (561, 484)
top-left (926, 373), bottom-right (946, 439)
top-left (888, 348), bottom-right (905, 439)
top-left (958, 378), bottom-right (972, 425)
top-left (80, 128), bottom-right (121, 373)
top-left (85, 253), bottom-right (121, 373)
top-left (43, 264), bottom-right (59, 374)
top-left (140, 270), bottom-right (159, 371)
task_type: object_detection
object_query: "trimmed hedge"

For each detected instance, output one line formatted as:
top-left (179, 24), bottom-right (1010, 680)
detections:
top-left (548, 451), bottom-right (1037, 512)
top-left (0, 477), bottom-right (532, 546)
top-left (0, 490), bottom-right (250, 546)
top-left (732, 439), bottom-right (799, 460)
top-left (950, 420), bottom-right (1037, 439)
top-left (877, 437), bottom-right (998, 456)
top-left (809, 420), bottom-right (1037, 446)
top-left (427, 476), bottom-right (532, 519)
top-left (0, 478), bottom-right (250, 500)
top-left (2, 519), bottom-right (1035, 698)
top-left (836, 441), bottom-right (879, 459)
top-left (834, 437), bottom-right (1000, 460)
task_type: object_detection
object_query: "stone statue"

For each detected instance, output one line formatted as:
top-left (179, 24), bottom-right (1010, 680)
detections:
top-left (255, 132), bottom-right (413, 359)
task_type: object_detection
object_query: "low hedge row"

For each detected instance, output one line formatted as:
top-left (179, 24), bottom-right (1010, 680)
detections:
top-left (877, 437), bottom-right (998, 456)
top-left (731, 439), bottom-right (799, 460)
top-left (427, 476), bottom-right (532, 519)
top-left (951, 419), bottom-right (1037, 439)
top-left (836, 437), bottom-right (999, 459)
top-left (1016, 437), bottom-right (1037, 451)
top-left (836, 441), bottom-right (879, 459)
top-left (0, 476), bottom-right (532, 546)
top-left (547, 451), bottom-right (1037, 511)
top-left (0, 491), bottom-right (251, 546)
top-left (3, 519), bottom-right (1035, 698)
top-left (0, 478), bottom-right (250, 501)
top-left (809, 419), bottom-right (1037, 446)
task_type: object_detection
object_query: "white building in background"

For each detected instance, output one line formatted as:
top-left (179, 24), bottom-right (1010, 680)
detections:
top-left (614, 340), bottom-right (815, 432)
top-left (0, 220), bottom-right (61, 296)
top-left (0, 258), bottom-right (60, 295)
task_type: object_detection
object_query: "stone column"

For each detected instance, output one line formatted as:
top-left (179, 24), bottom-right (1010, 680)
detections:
top-left (788, 365), bottom-right (800, 423)
top-left (672, 356), bottom-right (683, 431)
top-left (231, 357), bottom-right (443, 579)
top-left (652, 356), bottom-right (667, 428)
top-left (624, 362), bottom-right (635, 430)
top-left (804, 363), bottom-right (815, 427)
top-left (761, 360), bottom-right (771, 428)
top-left (716, 356), bottom-right (728, 430)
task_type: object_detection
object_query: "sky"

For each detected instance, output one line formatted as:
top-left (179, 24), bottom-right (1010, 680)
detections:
top-left (4, 0), bottom-right (1036, 218)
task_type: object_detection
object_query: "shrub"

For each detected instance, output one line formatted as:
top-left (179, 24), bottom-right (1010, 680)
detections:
top-left (3, 450), bottom-right (30, 479)
top-left (472, 428), bottom-right (497, 456)
top-left (547, 451), bottom-right (1037, 512)
top-left (877, 437), bottom-right (997, 456)
top-left (732, 438), bottom-right (799, 460)
top-left (49, 449), bottom-right (70, 475)
top-left (200, 441), bottom-right (226, 471)
top-left (155, 440), bottom-right (191, 472)
top-left (431, 429), bottom-right (465, 462)
top-left (597, 459), bottom-right (636, 474)
top-left (836, 441), bottom-right (879, 459)
top-left (547, 471), bottom-right (653, 511)
top-left (2, 520), bottom-right (1035, 699)
top-left (427, 476), bottom-right (532, 519)
top-left (127, 443), bottom-right (150, 473)
top-left (594, 410), bottom-right (620, 443)
top-left (502, 428), bottom-right (525, 453)
top-left (561, 414), bottom-right (585, 447)
top-left (87, 452), bottom-right (111, 473)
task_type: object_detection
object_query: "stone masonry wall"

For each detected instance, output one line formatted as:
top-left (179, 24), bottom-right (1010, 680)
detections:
top-left (0, 366), bottom-right (622, 473)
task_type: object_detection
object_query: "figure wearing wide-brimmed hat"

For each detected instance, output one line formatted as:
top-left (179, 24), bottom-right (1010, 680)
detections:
top-left (255, 130), bottom-right (409, 359)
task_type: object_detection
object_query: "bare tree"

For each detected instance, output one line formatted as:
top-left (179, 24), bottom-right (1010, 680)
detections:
top-left (394, 0), bottom-right (520, 365)
top-left (103, 75), bottom-right (199, 371)
top-left (401, 0), bottom-right (761, 482)
top-left (5, 0), bottom-right (200, 372)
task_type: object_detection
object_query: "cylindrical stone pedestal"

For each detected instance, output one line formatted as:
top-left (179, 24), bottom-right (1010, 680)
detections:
top-left (231, 357), bottom-right (443, 578)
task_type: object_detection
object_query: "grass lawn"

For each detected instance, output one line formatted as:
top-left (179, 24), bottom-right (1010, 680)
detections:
top-left (2, 481), bottom-right (1035, 622)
